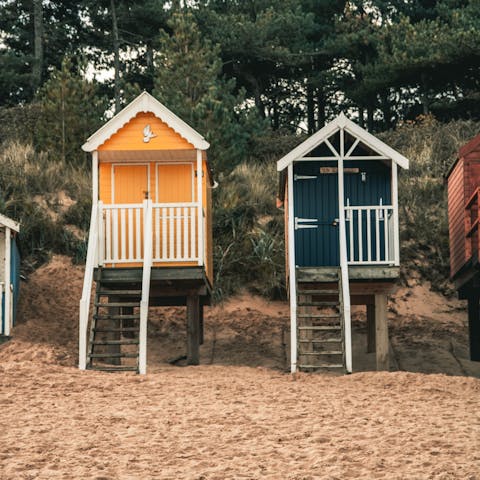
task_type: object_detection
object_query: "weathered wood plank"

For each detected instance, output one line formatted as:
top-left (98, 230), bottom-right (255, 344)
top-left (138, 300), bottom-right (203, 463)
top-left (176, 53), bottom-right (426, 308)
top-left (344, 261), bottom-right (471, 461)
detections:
top-left (297, 266), bottom-right (399, 283)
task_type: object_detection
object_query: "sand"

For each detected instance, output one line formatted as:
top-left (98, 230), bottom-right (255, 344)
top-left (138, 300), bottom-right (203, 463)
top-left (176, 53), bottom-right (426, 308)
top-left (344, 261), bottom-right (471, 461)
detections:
top-left (0, 256), bottom-right (479, 479)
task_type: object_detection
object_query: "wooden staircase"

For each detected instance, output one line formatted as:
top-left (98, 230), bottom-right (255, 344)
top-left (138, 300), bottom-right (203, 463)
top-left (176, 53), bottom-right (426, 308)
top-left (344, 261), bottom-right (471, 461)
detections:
top-left (296, 270), bottom-right (345, 372)
top-left (87, 272), bottom-right (142, 372)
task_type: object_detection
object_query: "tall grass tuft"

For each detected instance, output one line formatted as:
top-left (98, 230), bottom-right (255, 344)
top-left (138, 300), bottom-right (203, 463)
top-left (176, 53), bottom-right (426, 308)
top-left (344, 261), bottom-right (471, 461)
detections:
top-left (0, 141), bottom-right (91, 270)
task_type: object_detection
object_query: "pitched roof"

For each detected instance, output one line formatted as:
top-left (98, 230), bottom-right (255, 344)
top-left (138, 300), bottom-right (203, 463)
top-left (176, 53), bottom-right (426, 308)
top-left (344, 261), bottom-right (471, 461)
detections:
top-left (82, 91), bottom-right (210, 152)
top-left (0, 213), bottom-right (20, 232)
top-left (277, 112), bottom-right (410, 171)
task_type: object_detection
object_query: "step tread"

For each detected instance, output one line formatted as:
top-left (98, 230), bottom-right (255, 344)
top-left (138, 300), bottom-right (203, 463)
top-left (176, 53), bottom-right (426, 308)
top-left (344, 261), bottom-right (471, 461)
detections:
top-left (297, 302), bottom-right (339, 307)
top-left (298, 339), bottom-right (342, 343)
top-left (98, 290), bottom-right (142, 296)
top-left (298, 351), bottom-right (343, 356)
top-left (298, 326), bottom-right (341, 331)
top-left (94, 314), bottom-right (140, 320)
top-left (94, 327), bottom-right (139, 333)
top-left (92, 340), bottom-right (139, 346)
top-left (298, 364), bottom-right (344, 369)
top-left (88, 366), bottom-right (138, 372)
top-left (95, 302), bottom-right (140, 308)
top-left (298, 313), bottom-right (340, 319)
top-left (89, 352), bottom-right (138, 358)
top-left (297, 289), bottom-right (338, 295)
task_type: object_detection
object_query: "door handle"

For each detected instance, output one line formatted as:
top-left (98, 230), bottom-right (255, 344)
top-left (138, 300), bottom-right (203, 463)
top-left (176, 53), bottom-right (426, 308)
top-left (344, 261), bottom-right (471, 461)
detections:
top-left (332, 218), bottom-right (339, 227)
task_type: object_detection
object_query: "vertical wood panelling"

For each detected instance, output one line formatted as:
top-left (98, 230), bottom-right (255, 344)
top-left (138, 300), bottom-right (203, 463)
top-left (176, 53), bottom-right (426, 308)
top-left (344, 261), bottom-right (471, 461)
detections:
top-left (447, 159), bottom-right (466, 277)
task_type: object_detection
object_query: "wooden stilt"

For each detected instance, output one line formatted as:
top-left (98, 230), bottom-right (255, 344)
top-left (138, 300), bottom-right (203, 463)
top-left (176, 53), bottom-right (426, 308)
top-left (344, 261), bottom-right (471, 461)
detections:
top-left (199, 303), bottom-right (204, 346)
top-left (467, 293), bottom-right (480, 361)
top-left (366, 303), bottom-right (376, 354)
top-left (186, 295), bottom-right (200, 365)
top-left (375, 294), bottom-right (389, 371)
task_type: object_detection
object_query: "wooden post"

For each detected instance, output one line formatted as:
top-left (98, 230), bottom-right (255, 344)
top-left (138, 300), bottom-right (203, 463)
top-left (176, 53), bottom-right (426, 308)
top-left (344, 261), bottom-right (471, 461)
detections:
top-left (4, 227), bottom-right (11, 336)
top-left (187, 295), bottom-right (200, 365)
top-left (467, 294), bottom-right (480, 361)
top-left (199, 303), bottom-right (204, 345)
top-left (287, 163), bottom-right (298, 373)
top-left (366, 303), bottom-right (376, 353)
top-left (375, 294), bottom-right (389, 370)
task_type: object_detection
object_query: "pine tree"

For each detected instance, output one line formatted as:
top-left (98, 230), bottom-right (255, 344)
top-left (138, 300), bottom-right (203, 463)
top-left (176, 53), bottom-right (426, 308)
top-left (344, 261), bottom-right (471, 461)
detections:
top-left (36, 57), bottom-right (107, 165)
top-left (153, 12), bottom-right (266, 172)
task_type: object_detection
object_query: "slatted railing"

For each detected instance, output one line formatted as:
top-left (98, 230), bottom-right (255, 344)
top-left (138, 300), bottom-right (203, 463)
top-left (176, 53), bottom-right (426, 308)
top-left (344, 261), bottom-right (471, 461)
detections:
top-left (98, 201), bottom-right (201, 265)
top-left (152, 203), bottom-right (200, 262)
top-left (345, 205), bottom-right (395, 265)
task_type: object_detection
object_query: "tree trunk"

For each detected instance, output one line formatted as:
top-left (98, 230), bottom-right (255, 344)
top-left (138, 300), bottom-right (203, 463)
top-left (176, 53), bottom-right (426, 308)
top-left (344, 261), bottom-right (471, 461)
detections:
top-left (111, 0), bottom-right (121, 113)
top-left (316, 88), bottom-right (326, 129)
top-left (420, 74), bottom-right (429, 115)
top-left (358, 106), bottom-right (365, 128)
top-left (307, 80), bottom-right (315, 134)
top-left (33, 0), bottom-right (44, 89)
top-left (367, 104), bottom-right (374, 131)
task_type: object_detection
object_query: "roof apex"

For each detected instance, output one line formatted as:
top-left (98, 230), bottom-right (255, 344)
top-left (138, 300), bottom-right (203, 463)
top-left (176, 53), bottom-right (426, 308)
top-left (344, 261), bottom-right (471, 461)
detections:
top-left (277, 114), bottom-right (410, 171)
top-left (82, 91), bottom-right (210, 152)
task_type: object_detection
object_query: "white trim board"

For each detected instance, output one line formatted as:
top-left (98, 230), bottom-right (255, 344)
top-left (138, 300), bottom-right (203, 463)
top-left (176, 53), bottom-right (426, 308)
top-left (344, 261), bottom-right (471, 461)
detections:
top-left (0, 214), bottom-right (20, 233)
top-left (82, 91), bottom-right (210, 152)
top-left (277, 113), bottom-right (409, 172)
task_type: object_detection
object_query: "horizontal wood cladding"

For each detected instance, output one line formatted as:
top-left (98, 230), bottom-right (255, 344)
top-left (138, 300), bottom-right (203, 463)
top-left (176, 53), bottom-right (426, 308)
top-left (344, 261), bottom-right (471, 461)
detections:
top-left (448, 159), bottom-right (467, 278)
top-left (99, 112), bottom-right (194, 151)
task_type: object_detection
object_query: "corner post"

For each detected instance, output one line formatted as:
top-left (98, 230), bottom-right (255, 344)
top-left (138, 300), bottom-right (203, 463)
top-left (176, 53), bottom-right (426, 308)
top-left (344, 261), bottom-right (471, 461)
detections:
top-left (467, 293), bottom-right (480, 361)
top-left (187, 294), bottom-right (200, 365)
top-left (92, 151), bottom-right (99, 204)
top-left (139, 199), bottom-right (153, 375)
top-left (287, 162), bottom-right (297, 373)
top-left (338, 127), bottom-right (352, 373)
top-left (196, 149), bottom-right (204, 266)
top-left (366, 302), bottom-right (376, 353)
top-left (375, 294), bottom-right (389, 370)
top-left (4, 227), bottom-right (11, 336)
top-left (392, 162), bottom-right (400, 265)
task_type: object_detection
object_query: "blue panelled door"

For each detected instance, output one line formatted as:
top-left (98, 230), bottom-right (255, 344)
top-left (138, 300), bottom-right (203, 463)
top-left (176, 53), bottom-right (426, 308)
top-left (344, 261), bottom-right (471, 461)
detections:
top-left (293, 162), bottom-right (339, 266)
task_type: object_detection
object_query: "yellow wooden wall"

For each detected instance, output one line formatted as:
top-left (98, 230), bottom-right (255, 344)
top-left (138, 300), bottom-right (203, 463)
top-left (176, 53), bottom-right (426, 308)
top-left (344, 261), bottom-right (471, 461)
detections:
top-left (99, 112), bottom-right (194, 151)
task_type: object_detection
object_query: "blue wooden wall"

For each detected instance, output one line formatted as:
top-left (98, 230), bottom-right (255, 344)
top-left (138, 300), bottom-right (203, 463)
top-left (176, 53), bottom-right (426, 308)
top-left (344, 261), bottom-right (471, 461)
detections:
top-left (293, 160), bottom-right (391, 267)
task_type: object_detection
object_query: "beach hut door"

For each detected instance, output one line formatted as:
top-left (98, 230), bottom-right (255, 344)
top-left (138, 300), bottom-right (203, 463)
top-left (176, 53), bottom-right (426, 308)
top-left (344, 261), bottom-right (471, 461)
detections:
top-left (293, 166), bottom-right (339, 266)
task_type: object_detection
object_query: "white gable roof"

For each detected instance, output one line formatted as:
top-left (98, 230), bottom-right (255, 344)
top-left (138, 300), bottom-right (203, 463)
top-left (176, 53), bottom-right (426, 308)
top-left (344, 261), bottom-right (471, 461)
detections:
top-left (82, 91), bottom-right (210, 152)
top-left (0, 213), bottom-right (20, 232)
top-left (277, 112), bottom-right (409, 171)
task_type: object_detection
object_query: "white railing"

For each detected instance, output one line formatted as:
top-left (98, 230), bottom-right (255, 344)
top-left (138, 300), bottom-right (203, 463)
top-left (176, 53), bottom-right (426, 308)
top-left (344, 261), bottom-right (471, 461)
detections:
top-left (98, 201), bottom-right (202, 265)
top-left (345, 205), bottom-right (396, 265)
top-left (139, 199), bottom-right (153, 375)
top-left (152, 203), bottom-right (200, 263)
top-left (79, 203), bottom-right (100, 370)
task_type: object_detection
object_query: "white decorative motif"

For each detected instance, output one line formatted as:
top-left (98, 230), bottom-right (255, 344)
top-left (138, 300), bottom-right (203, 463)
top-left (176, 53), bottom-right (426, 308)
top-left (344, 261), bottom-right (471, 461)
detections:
top-left (143, 124), bottom-right (157, 143)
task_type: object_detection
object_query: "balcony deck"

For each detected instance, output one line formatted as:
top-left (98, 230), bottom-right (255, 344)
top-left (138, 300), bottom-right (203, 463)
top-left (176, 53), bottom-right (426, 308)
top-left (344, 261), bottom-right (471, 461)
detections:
top-left (95, 266), bottom-right (212, 306)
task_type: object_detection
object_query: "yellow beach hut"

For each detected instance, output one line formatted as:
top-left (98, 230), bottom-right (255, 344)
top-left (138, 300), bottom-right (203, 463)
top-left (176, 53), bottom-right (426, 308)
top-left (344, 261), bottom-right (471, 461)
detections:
top-left (79, 92), bottom-right (213, 374)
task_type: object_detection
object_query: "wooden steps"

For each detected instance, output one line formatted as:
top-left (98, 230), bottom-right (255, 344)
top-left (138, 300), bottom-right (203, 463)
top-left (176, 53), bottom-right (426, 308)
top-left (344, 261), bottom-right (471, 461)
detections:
top-left (296, 271), bottom-right (345, 373)
top-left (87, 270), bottom-right (141, 373)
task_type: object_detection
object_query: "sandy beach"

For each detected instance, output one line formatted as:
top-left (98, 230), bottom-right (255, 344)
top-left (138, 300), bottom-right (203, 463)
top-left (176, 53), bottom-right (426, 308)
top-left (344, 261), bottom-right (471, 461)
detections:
top-left (0, 257), bottom-right (479, 479)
